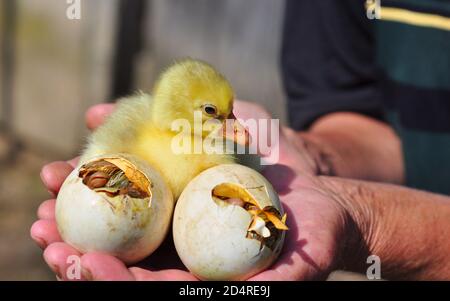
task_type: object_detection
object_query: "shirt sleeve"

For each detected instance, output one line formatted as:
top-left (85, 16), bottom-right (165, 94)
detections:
top-left (281, 0), bottom-right (384, 130)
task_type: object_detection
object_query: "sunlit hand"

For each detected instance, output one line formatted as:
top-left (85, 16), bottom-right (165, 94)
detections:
top-left (31, 101), bottom-right (352, 280)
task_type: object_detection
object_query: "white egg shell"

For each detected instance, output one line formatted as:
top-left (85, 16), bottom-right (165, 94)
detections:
top-left (56, 154), bottom-right (174, 264)
top-left (173, 164), bottom-right (285, 280)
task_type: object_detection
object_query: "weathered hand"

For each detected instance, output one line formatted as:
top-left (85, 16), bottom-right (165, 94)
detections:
top-left (31, 101), bottom-right (353, 280)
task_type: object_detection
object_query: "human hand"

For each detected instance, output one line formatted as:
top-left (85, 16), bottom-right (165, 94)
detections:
top-left (31, 101), bottom-right (355, 280)
top-left (233, 101), bottom-right (328, 175)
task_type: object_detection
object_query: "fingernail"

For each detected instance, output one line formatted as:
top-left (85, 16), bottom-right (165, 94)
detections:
top-left (47, 189), bottom-right (56, 198)
top-left (40, 167), bottom-right (48, 184)
top-left (40, 168), bottom-right (56, 197)
top-left (34, 236), bottom-right (47, 249)
top-left (50, 264), bottom-right (63, 280)
top-left (81, 267), bottom-right (93, 281)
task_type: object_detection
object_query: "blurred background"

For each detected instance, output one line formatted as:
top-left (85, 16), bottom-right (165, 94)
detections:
top-left (0, 0), bottom-right (287, 280)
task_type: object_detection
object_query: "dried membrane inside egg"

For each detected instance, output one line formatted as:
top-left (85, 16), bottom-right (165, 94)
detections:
top-left (212, 183), bottom-right (288, 250)
top-left (79, 157), bottom-right (152, 203)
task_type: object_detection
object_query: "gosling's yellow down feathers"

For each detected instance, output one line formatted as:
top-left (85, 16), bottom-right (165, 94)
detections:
top-left (81, 59), bottom-right (238, 198)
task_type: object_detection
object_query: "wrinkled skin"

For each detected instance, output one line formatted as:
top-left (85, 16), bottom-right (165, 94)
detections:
top-left (31, 101), bottom-right (351, 280)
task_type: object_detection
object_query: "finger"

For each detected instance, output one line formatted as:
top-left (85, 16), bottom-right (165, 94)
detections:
top-left (129, 267), bottom-right (197, 281)
top-left (248, 234), bottom-right (330, 281)
top-left (30, 219), bottom-right (62, 249)
top-left (249, 262), bottom-right (324, 281)
top-left (67, 157), bottom-right (80, 169)
top-left (232, 100), bottom-right (280, 163)
top-left (40, 161), bottom-right (74, 196)
top-left (85, 104), bottom-right (115, 131)
top-left (233, 100), bottom-right (272, 120)
top-left (248, 270), bottom-right (289, 281)
top-left (43, 242), bottom-right (85, 281)
top-left (81, 253), bottom-right (135, 281)
top-left (248, 258), bottom-right (314, 281)
top-left (37, 199), bottom-right (56, 220)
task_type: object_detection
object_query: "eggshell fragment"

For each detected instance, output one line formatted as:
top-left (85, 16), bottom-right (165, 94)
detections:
top-left (56, 154), bottom-right (174, 264)
top-left (173, 164), bottom-right (287, 280)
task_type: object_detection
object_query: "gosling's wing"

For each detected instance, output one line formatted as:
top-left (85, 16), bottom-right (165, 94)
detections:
top-left (81, 93), bottom-right (154, 162)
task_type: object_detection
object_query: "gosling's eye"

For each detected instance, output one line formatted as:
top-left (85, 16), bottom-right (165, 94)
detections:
top-left (202, 104), bottom-right (217, 116)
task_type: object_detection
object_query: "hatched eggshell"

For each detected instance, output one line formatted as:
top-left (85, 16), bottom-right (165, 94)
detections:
top-left (56, 153), bottom-right (174, 264)
top-left (173, 164), bottom-right (285, 280)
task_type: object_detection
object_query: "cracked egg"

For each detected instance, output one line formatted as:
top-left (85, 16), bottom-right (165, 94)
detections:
top-left (55, 154), bottom-right (174, 264)
top-left (173, 164), bottom-right (288, 280)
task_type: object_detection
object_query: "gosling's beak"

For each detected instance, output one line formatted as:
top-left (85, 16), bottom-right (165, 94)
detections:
top-left (223, 112), bottom-right (251, 146)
